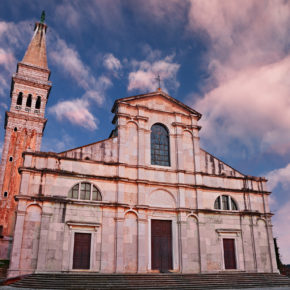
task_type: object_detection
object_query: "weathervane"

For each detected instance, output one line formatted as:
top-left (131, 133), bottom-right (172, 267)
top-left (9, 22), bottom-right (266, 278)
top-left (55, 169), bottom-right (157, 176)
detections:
top-left (40, 10), bottom-right (45, 23)
top-left (155, 74), bottom-right (161, 90)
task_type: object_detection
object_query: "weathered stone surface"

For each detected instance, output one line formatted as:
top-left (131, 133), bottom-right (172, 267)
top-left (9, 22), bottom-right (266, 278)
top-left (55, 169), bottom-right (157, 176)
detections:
top-left (0, 16), bottom-right (277, 280)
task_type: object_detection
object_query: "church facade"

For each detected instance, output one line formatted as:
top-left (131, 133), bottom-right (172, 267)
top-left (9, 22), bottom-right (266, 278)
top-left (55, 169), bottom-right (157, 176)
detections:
top-left (0, 18), bottom-right (278, 278)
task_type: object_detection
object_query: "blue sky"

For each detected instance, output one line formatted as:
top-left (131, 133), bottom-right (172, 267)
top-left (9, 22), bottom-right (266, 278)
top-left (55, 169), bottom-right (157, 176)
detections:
top-left (0, 0), bottom-right (290, 263)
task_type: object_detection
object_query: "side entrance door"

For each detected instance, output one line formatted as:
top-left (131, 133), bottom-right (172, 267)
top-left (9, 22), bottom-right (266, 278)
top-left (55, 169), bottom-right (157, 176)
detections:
top-left (151, 220), bottom-right (172, 272)
top-left (73, 233), bottom-right (91, 269)
top-left (223, 238), bottom-right (237, 269)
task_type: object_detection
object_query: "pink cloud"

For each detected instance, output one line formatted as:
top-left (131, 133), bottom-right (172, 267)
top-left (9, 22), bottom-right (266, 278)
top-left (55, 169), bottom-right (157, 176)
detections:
top-left (49, 38), bottom-right (92, 90)
top-left (48, 99), bottom-right (98, 131)
top-left (49, 36), bottom-right (113, 106)
top-left (0, 20), bottom-right (31, 97)
top-left (267, 163), bottom-right (290, 191)
top-left (128, 50), bottom-right (180, 92)
top-left (54, 1), bottom-right (124, 33)
top-left (194, 56), bottom-right (290, 154)
top-left (273, 201), bottom-right (290, 263)
top-left (186, 0), bottom-right (290, 155)
top-left (103, 53), bottom-right (122, 71)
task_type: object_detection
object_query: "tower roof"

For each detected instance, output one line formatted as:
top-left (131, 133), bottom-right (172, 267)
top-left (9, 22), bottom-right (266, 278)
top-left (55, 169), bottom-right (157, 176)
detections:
top-left (22, 20), bottom-right (48, 69)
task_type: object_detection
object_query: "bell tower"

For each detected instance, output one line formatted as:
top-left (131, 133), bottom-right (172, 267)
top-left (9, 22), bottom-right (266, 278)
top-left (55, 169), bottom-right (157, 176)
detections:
top-left (0, 12), bottom-right (51, 259)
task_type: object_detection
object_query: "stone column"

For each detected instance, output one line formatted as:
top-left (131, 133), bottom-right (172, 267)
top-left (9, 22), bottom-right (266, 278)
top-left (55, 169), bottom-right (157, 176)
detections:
top-left (178, 213), bottom-right (187, 273)
top-left (137, 217), bottom-right (148, 273)
top-left (197, 216), bottom-right (206, 273)
top-left (174, 122), bottom-right (185, 208)
top-left (36, 211), bottom-right (52, 272)
top-left (115, 217), bottom-right (124, 273)
top-left (7, 210), bottom-right (25, 278)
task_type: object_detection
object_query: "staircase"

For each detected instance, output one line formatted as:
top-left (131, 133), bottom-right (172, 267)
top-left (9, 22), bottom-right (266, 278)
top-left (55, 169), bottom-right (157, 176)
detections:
top-left (4, 272), bottom-right (290, 289)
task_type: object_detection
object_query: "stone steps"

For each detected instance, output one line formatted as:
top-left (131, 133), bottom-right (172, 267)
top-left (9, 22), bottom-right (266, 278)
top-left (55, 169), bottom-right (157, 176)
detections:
top-left (4, 272), bottom-right (290, 289)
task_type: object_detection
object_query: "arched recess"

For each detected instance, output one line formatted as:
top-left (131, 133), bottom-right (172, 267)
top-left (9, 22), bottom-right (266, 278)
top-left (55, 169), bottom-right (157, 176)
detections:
top-left (123, 211), bottom-right (138, 272)
top-left (256, 219), bottom-right (271, 272)
top-left (124, 121), bottom-right (138, 165)
top-left (35, 96), bottom-right (41, 109)
top-left (19, 205), bottom-right (42, 273)
top-left (17, 92), bottom-right (23, 105)
top-left (148, 189), bottom-right (176, 208)
top-left (26, 94), bottom-right (32, 107)
top-left (183, 215), bottom-right (200, 273)
top-left (182, 130), bottom-right (194, 172)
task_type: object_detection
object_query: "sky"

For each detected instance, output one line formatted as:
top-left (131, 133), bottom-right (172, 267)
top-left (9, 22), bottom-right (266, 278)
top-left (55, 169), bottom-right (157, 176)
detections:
top-left (0, 0), bottom-right (290, 263)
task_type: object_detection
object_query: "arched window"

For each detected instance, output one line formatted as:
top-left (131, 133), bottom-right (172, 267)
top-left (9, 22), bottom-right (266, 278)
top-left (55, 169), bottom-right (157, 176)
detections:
top-left (26, 94), bottom-right (32, 107)
top-left (214, 195), bottom-right (238, 210)
top-left (68, 182), bottom-right (102, 201)
top-left (35, 96), bottom-right (41, 109)
top-left (151, 123), bottom-right (170, 166)
top-left (17, 92), bottom-right (23, 105)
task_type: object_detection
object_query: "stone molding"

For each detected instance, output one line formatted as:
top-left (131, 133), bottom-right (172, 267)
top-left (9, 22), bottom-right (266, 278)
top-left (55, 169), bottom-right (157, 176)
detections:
top-left (215, 228), bottom-right (242, 237)
top-left (18, 166), bottom-right (271, 195)
top-left (66, 221), bottom-right (101, 231)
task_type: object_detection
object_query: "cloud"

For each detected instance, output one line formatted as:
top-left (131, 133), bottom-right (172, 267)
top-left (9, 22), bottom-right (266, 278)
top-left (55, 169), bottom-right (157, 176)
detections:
top-left (103, 53), bottom-right (122, 71)
top-left (128, 0), bottom-right (189, 27)
top-left (55, 1), bottom-right (124, 33)
top-left (49, 38), bottom-right (92, 90)
top-left (48, 36), bottom-right (113, 106)
top-left (41, 132), bottom-right (75, 153)
top-left (265, 163), bottom-right (290, 263)
top-left (186, 0), bottom-right (290, 156)
top-left (47, 33), bottom-right (114, 128)
top-left (194, 56), bottom-right (290, 155)
top-left (267, 163), bottom-right (290, 192)
top-left (0, 20), bottom-right (31, 97)
top-left (273, 201), bottom-right (290, 263)
top-left (128, 50), bottom-right (180, 93)
top-left (48, 99), bottom-right (98, 131)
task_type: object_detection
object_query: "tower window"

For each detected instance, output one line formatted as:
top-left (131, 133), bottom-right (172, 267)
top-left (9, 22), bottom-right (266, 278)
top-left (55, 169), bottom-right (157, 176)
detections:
top-left (35, 96), bottom-right (41, 109)
top-left (16, 92), bottom-right (23, 105)
top-left (3, 192), bottom-right (8, 198)
top-left (9, 156), bottom-right (13, 162)
top-left (151, 123), bottom-right (170, 166)
top-left (26, 94), bottom-right (32, 107)
top-left (14, 127), bottom-right (17, 132)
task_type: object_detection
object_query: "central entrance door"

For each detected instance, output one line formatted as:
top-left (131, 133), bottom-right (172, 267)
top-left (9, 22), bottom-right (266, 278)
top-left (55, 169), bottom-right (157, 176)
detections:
top-left (151, 220), bottom-right (172, 272)
top-left (223, 238), bottom-right (237, 269)
top-left (73, 233), bottom-right (91, 269)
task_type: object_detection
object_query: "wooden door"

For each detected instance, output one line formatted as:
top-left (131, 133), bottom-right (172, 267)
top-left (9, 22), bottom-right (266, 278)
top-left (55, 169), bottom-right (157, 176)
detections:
top-left (73, 233), bottom-right (91, 269)
top-left (223, 238), bottom-right (237, 269)
top-left (151, 220), bottom-right (172, 272)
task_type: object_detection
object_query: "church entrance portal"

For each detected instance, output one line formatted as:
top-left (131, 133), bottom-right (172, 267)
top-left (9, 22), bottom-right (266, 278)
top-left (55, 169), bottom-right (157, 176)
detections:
top-left (73, 233), bottom-right (91, 269)
top-left (151, 220), bottom-right (172, 272)
top-left (223, 238), bottom-right (237, 269)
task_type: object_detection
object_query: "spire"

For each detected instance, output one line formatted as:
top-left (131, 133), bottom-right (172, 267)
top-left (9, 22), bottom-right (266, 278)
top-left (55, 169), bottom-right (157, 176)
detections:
top-left (22, 11), bottom-right (48, 69)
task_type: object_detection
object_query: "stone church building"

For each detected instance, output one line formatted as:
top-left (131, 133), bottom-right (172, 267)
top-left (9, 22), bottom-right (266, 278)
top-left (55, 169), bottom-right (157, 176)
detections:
top-left (0, 17), bottom-right (278, 278)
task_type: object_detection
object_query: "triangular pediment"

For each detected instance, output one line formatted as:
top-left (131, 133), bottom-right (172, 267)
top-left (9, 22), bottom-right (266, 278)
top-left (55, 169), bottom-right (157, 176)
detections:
top-left (112, 90), bottom-right (201, 119)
